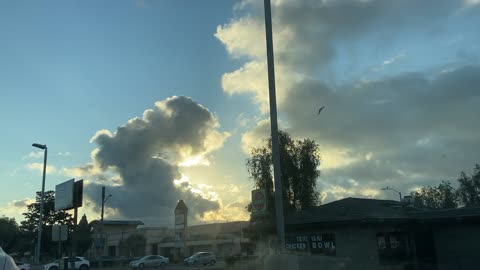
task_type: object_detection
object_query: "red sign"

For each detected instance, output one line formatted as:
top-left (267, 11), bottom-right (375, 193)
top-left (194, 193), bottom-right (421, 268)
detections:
top-left (251, 189), bottom-right (267, 215)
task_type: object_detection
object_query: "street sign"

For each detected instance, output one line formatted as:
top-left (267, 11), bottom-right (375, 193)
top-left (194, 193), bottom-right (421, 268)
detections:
top-left (251, 189), bottom-right (267, 216)
top-left (52, 225), bottom-right (68, 241)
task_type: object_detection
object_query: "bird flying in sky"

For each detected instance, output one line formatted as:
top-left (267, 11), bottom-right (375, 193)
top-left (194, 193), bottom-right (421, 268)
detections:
top-left (318, 106), bottom-right (325, 115)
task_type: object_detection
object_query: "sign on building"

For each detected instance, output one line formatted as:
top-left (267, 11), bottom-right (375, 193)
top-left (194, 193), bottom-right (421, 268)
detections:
top-left (174, 200), bottom-right (188, 245)
top-left (175, 214), bottom-right (185, 227)
top-left (286, 233), bottom-right (336, 255)
top-left (251, 189), bottom-right (267, 216)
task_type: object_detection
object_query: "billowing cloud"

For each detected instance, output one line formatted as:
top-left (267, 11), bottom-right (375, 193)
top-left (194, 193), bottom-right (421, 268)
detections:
top-left (0, 198), bottom-right (35, 220)
top-left (68, 96), bottom-right (230, 225)
top-left (241, 118), bottom-right (271, 154)
top-left (12, 198), bottom-right (35, 208)
top-left (26, 163), bottom-right (57, 174)
top-left (24, 151), bottom-right (43, 159)
top-left (218, 0), bottom-right (480, 202)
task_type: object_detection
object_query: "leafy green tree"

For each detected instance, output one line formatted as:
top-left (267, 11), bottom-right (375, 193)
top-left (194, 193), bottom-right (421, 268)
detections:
top-left (20, 190), bottom-right (73, 259)
top-left (457, 164), bottom-right (480, 207)
top-left (411, 181), bottom-right (458, 209)
top-left (244, 131), bottom-right (321, 239)
top-left (74, 215), bottom-right (93, 256)
top-left (0, 216), bottom-right (20, 252)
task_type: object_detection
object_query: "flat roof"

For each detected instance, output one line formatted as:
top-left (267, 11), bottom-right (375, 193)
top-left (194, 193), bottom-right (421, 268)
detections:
top-left (286, 197), bottom-right (480, 226)
top-left (90, 220), bottom-right (144, 226)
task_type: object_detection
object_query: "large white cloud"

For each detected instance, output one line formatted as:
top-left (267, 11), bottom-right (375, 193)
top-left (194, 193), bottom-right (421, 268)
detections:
top-left (67, 96), bottom-right (230, 225)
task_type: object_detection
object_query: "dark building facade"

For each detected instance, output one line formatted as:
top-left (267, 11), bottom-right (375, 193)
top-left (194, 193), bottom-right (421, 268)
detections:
top-left (285, 198), bottom-right (480, 270)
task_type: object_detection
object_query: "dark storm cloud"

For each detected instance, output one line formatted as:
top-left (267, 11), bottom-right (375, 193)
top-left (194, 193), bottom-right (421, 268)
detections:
top-left (283, 66), bottom-right (480, 198)
top-left (223, 0), bottom-right (480, 201)
top-left (75, 96), bottom-right (229, 225)
top-left (234, 0), bottom-right (460, 72)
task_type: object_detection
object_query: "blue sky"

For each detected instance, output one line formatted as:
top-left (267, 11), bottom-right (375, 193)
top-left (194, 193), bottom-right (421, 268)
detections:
top-left (1, 0), bottom-right (479, 225)
top-left (0, 0), bottom-right (253, 220)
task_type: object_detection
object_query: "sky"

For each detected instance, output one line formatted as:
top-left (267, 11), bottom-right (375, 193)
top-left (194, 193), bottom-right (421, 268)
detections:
top-left (1, 0), bottom-right (479, 226)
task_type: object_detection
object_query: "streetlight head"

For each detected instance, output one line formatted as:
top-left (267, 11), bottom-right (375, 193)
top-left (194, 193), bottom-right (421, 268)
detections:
top-left (32, 143), bottom-right (46, 150)
top-left (381, 187), bottom-right (388, 191)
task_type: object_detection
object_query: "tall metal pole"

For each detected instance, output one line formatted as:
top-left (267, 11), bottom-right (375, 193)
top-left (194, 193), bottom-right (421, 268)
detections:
top-left (264, 0), bottom-right (285, 250)
top-left (35, 146), bottom-right (48, 263)
top-left (100, 187), bottom-right (105, 262)
top-left (71, 207), bottom-right (78, 270)
top-left (101, 187), bottom-right (105, 224)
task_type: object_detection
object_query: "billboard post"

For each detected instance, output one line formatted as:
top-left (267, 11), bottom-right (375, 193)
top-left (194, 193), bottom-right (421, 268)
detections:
top-left (55, 179), bottom-right (83, 270)
top-left (52, 225), bottom-right (68, 258)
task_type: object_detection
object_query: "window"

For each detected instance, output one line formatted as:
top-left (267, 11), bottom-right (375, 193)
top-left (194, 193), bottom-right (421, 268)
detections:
top-left (108, 246), bottom-right (116, 257)
top-left (377, 232), bottom-right (410, 264)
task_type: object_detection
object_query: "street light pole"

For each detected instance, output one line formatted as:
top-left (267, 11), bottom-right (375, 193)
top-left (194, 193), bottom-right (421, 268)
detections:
top-left (32, 143), bottom-right (47, 264)
top-left (381, 187), bottom-right (402, 202)
top-left (264, 0), bottom-right (285, 250)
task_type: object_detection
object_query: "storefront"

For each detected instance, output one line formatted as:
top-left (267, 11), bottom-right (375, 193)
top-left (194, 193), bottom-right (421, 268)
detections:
top-left (285, 197), bottom-right (480, 270)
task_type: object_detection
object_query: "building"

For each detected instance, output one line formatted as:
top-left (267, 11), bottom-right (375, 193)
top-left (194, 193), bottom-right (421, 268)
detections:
top-left (90, 220), bottom-right (144, 257)
top-left (284, 197), bottom-right (480, 270)
top-left (90, 220), bottom-right (252, 261)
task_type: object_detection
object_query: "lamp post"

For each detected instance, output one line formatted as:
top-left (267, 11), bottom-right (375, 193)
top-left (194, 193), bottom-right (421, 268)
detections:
top-left (381, 186), bottom-right (402, 202)
top-left (32, 143), bottom-right (47, 264)
top-left (264, 0), bottom-right (285, 250)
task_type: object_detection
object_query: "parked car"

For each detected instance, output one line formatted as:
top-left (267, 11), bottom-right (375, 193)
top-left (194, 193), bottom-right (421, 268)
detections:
top-left (129, 255), bottom-right (169, 269)
top-left (0, 247), bottom-right (19, 270)
top-left (44, 257), bottom-right (90, 270)
top-left (184, 252), bottom-right (216, 266)
top-left (15, 262), bottom-right (30, 270)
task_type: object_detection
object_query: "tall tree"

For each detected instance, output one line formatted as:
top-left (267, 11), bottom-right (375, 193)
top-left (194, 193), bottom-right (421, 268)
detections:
top-left (411, 181), bottom-right (458, 209)
top-left (244, 131), bottom-right (321, 239)
top-left (0, 216), bottom-right (20, 252)
top-left (457, 164), bottom-right (480, 207)
top-left (74, 215), bottom-right (93, 256)
top-left (20, 190), bottom-right (73, 259)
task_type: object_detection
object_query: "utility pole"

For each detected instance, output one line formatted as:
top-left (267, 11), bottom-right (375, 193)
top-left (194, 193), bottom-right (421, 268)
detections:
top-left (100, 187), bottom-right (111, 262)
top-left (100, 186), bottom-right (105, 264)
top-left (101, 187), bottom-right (105, 224)
top-left (264, 0), bottom-right (285, 250)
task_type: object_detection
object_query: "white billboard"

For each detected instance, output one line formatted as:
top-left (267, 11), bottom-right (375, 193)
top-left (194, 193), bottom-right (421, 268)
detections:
top-left (55, 179), bottom-right (74, 211)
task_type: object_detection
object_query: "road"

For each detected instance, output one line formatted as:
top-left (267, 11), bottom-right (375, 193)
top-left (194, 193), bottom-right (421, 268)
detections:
top-left (89, 262), bottom-right (226, 270)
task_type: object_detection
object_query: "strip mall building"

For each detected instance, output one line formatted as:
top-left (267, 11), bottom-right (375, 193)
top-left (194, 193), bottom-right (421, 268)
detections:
top-left (89, 198), bottom-right (480, 269)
